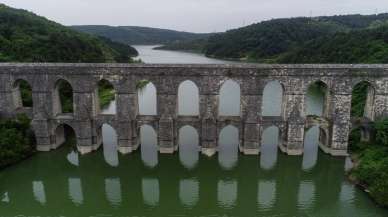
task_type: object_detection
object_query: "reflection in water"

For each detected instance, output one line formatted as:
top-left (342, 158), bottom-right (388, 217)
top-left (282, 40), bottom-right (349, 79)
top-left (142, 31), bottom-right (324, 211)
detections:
top-left (258, 181), bottom-right (276, 209)
top-left (32, 181), bottom-right (46, 205)
top-left (217, 180), bottom-right (237, 209)
top-left (218, 125), bottom-right (239, 169)
top-left (219, 80), bottom-right (240, 116)
top-left (102, 124), bottom-right (119, 167)
top-left (260, 126), bottom-right (279, 170)
top-left (68, 178), bottom-right (83, 205)
top-left (105, 178), bottom-right (122, 206)
top-left (1, 192), bottom-right (9, 203)
top-left (303, 126), bottom-right (319, 170)
top-left (142, 178), bottom-right (160, 206)
top-left (140, 125), bottom-right (158, 168)
top-left (179, 126), bottom-right (199, 169)
top-left (179, 179), bottom-right (199, 207)
top-left (262, 81), bottom-right (283, 116)
top-left (66, 149), bottom-right (79, 166)
top-left (138, 82), bottom-right (157, 115)
top-left (178, 80), bottom-right (199, 115)
top-left (340, 183), bottom-right (355, 203)
top-left (298, 181), bottom-right (316, 210)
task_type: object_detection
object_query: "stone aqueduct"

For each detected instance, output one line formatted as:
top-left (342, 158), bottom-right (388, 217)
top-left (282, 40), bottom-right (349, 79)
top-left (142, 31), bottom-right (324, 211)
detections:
top-left (0, 63), bottom-right (387, 157)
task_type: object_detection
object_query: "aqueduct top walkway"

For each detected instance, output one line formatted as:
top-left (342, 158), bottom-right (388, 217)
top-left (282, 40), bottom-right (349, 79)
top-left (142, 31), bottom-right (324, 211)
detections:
top-left (0, 63), bottom-right (387, 156)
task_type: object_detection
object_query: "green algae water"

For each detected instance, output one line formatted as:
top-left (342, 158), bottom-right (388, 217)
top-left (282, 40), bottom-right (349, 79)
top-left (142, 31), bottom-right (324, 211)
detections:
top-left (1, 47), bottom-right (387, 217)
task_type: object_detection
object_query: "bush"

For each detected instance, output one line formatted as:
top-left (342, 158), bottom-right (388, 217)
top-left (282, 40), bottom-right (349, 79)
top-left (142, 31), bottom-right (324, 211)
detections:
top-left (0, 114), bottom-right (36, 169)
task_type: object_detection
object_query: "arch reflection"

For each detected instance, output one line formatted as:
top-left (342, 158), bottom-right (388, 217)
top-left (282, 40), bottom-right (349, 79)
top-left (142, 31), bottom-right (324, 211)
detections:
top-left (32, 181), bottom-right (46, 205)
top-left (218, 125), bottom-right (239, 169)
top-left (68, 178), bottom-right (83, 205)
top-left (303, 126), bottom-right (319, 171)
top-left (260, 126), bottom-right (279, 170)
top-left (142, 178), bottom-right (160, 206)
top-left (101, 124), bottom-right (119, 167)
top-left (179, 126), bottom-right (199, 169)
top-left (217, 180), bottom-right (237, 209)
top-left (179, 179), bottom-right (199, 207)
top-left (105, 178), bottom-right (122, 206)
top-left (298, 181), bottom-right (315, 210)
top-left (258, 180), bottom-right (276, 208)
top-left (140, 125), bottom-right (158, 168)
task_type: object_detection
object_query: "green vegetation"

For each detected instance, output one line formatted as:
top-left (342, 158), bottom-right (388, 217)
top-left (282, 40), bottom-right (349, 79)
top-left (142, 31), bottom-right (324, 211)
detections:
top-left (71, 25), bottom-right (210, 45)
top-left (158, 13), bottom-right (388, 63)
top-left (98, 80), bottom-right (116, 109)
top-left (136, 80), bottom-right (150, 91)
top-left (19, 80), bottom-right (33, 107)
top-left (0, 114), bottom-right (35, 169)
top-left (350, 118), bottom-right (388, 207)
top-left (57, 80), bottom-right (74, 113)
top-left (351, 82), bottom-right (369, 117)
top-left (0, 3), bottom-right (138, 63)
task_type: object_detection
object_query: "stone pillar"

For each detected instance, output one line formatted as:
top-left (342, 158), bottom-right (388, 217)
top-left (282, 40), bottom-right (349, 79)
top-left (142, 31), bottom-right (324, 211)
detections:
top-left (329, 81), bottom-right (352, 156)
top-left (73, 81), bottom-right (94, 154)
top-left (157, 78), bottom-right (176, 154)
top-left (373, 79), bottom-right (388, 119)
top-left (241, 77), bottom-right (261, 155)
top-left (116, 77), bottom-right (137, 154)
top-left (281, 79), bottom-right (305, 155)
top-left (200, 76), bottom-right (218, 156)
top-left (0, 72), bottom-right (14, 118)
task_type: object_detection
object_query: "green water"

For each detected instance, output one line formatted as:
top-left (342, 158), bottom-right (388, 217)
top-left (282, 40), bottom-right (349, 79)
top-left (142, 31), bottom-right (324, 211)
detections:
top-left (0, 145), bottom-right (387, 217)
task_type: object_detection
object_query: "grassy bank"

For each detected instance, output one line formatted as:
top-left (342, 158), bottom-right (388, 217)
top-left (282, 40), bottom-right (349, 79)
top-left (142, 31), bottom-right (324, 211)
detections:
top-left (349, 118), bottom-right (388, 207)
top-left (0, 114), bottom-right (36, 169)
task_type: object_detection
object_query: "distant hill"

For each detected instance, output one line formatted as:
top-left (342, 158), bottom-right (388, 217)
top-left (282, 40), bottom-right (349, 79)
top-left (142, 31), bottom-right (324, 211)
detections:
top-left (157, 13), bottom-right (388, 63)
top-left (71, 25), bottom-right (210, 45)
top-left (0, 4), bottom-right (138, 63)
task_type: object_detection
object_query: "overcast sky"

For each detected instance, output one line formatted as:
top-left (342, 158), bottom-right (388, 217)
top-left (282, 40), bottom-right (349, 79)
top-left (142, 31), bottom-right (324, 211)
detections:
top-left (2, 0), bottom-right (388, 33)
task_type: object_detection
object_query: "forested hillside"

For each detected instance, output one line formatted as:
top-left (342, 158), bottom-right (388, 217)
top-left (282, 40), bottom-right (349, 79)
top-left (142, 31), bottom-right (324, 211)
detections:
top-left (71, 25), bottom-right (209, 45)
top-left (158, 13), bottom-right (388, 63)
top-left (0, 4), bottom-right (137, 63)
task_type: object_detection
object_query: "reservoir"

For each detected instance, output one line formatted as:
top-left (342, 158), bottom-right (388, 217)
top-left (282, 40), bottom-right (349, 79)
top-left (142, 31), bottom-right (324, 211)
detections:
top-left (0, 46), bottom-right (387, 217)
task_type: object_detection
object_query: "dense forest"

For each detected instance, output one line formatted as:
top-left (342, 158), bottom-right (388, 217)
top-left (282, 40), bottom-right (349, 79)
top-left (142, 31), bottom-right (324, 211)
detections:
top-left (158, 13), bottom-right (388, 63)
top-left (0, 4), bottom-right (138, 63)
top-left (71, 25), bottom-right (210, 45)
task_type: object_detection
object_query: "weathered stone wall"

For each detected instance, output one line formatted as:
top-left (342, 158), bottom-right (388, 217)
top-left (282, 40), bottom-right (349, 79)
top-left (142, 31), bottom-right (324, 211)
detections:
top-left (1, 63), bottom-right (388, 156)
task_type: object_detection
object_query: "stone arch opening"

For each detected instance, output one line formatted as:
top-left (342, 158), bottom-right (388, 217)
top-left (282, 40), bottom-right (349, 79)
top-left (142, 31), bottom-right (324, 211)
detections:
top-left (178, 80), bottom-right (199, 116)
top-left (138, 81), bottom-right (157, 115)
top-left (53, 79), bottom-right (74, 115)
top-left (306, 80), bottom-right (329, 117)
top-left (96, 79), bottom-right (116, 115)
top-left (219, 79), bottom-right (240, 116)
top-left (178, 125), bottom-right (200, 169)
top-left (351, 81), bottom-right (375, 120)
top-left (262, 81), bottom-right (284, 116)
top-left (349, 126), bottom-right (371, 151)
top-left (303, 125), bottom-right (328, 170)
top-left (12, 79), bottom-right (33, 109)
top-left (54, 124), bottom-right (77, 149)
top-left (139, 124), bottom-right (158, 168)
top-left (99, 123), bottom-right (119, 167)
top-left (218, 125), bottom-right (239, 169)
top-left (260, 126), bottom-right (280, 170)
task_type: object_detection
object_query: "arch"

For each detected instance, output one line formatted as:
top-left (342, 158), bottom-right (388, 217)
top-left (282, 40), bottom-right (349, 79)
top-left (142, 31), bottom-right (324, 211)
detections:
top-left (178, 125), bottom-right (200, 169)
top-left (53, 79), bottom-right (74, 115)
top-left (262, 80), bottom-right (284, 116)
top-left (178, 80), bottom-right (199, 116)
top-left (351, 81), bottom-right (375, 120)
top-left (100, 123), bottom-right (119, 167)
top-left (12, 79), bottom-right (33, 109)
top-left (54, 124), bottom-right (77, 149)
top-left (139, 124), bottom-right (158, 168)
top-left (97, 79), bottom-right (116, 115)
top-left (219, 79), bottom-right (241, 116)
top-left (303, 126), bottom-right (327, 170)
top-left (306, 80), bottom-right (329, 117)
top-left (349, 126), bottom-right (370, 151)
top-left (260, 126), bottom-right (280, 170)
top-left (138, 82), bottom-right (157, 115)
top-left (218, 125), bottom-right (239, 169)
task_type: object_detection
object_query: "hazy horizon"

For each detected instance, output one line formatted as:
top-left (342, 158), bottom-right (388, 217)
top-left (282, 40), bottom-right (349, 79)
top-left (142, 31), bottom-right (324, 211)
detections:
top-left (2, 0), bottom-right (388, 33)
